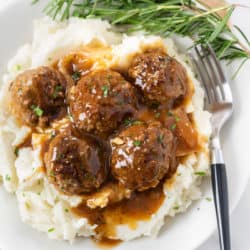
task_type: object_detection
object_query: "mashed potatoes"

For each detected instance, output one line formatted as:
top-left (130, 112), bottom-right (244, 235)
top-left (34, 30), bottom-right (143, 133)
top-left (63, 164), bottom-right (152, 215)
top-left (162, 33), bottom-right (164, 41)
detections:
top-left (0, 17), bottom-right (211, 242)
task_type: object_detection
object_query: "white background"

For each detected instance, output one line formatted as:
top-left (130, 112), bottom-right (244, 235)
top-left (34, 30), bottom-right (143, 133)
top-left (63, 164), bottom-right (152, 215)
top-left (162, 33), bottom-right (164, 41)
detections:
top-left (0, 1), bottom-right (249, 250)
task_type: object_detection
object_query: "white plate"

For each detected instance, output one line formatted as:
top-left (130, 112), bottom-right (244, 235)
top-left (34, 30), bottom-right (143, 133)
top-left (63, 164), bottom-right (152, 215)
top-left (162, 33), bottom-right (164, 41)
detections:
top-left (0, 1), bottom-right (250, 250)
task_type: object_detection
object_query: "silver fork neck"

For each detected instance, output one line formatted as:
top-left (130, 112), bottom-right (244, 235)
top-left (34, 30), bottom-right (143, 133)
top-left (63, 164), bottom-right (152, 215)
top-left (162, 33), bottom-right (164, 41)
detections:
top-left (211, 136), bottom-right (224, 164)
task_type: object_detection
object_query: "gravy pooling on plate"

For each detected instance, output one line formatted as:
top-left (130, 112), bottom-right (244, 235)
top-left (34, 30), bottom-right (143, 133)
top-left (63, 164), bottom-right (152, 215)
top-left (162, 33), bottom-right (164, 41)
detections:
top-left (9, 41), bottom-right (201, 240)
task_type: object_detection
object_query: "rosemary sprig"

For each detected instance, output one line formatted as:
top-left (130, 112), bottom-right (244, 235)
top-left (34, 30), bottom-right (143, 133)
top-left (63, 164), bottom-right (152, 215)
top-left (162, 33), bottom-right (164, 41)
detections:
top-left (35, 0), bottom-right (250, 66)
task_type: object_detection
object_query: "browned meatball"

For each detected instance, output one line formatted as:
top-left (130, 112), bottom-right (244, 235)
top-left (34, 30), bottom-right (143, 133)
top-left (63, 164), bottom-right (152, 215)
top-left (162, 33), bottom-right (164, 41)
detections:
top-left (45, 128), bottom-right (108, 195)
top-left (128, 50), bottom-right (188, 105)
top-left (9, 66), bottom-right (67, 128)
top-left (68, 69), bottom-right (138, 137)
top-left (111, 122), bottom-right (175, 191)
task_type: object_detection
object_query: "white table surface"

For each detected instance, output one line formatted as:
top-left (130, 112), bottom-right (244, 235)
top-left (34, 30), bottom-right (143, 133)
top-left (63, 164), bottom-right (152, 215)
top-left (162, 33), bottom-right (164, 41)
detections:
top-left (0, 1), bottom-right (249, 250)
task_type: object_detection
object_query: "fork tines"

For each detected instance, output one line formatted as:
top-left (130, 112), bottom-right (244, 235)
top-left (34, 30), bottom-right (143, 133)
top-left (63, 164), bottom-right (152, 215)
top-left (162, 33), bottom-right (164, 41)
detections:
top-left (190, 44), bottom-right (233, 105)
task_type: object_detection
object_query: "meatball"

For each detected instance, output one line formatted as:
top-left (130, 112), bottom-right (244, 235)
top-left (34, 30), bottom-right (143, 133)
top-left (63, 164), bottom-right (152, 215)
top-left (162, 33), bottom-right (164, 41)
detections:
top-left (111, 122), bottom-right (175, 191)
top-left (45, 128), bottom-right (108, 195)
top-left (68, 69), bottom-right (138, 137)
top-left (9, 66), bottom-right (67, 127)
top-left (128, 50), bottom-right (188, 105)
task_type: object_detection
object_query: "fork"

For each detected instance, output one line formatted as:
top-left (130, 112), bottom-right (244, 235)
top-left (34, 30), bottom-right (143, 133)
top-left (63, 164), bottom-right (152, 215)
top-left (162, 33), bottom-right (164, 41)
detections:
top-left (189, 44), bottom-right (233, 250)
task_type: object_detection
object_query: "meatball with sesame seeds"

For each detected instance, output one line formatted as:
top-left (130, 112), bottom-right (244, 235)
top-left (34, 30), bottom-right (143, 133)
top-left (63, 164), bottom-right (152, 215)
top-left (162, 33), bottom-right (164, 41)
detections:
top-left (68, 69), bottom-right (138, 137)
top-left (9, 66), bottom-right (67, 128)
top-left (110, 121), bottom-right (176, 191)
top-left (128, 50), bottom-right (188, 105)
top-left (44, 127), bottom-right (109, 195)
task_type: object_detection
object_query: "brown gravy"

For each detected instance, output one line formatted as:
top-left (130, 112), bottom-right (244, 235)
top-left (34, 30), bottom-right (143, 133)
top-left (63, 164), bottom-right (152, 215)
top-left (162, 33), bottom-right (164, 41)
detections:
top-left (93, 238), bottom-right (122, 249)
top-left (16, 133), bottom-right (32, 149)
top-left (13, 42), bottom-right (204, 244)
top-left (73, 184), bottom-right (165, 238)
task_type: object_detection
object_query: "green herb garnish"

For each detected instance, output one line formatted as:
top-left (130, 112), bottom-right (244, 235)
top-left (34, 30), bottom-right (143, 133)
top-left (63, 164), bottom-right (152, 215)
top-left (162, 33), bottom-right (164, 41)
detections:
top-left (157, 134), bottom-right (164, 144)
top-left (5, 174), bottom-right (11, 181)
top-left (167, 111), bottom-right (173, 117)
top-left (170, 123), bottom-right (177, 130)
top-left (31, 105), bottom-right (44, 117)
top-left (52, 85), bottom-right (63, 98)
top-left (34, 0), bottom-right (250, 74)
top-left (50, 131), bottom-right (56, 139)
top-left (124, 118), bottom-right (143, 126)
top-left (65, 208), bottom-right (69, 213)
top-left (16, 64), bottom-right (22, 71)
top-left (107, 74), bottom-right (112, 82)
top-left (206, 197), bottom-right (212, 202)
top-left (14, 147), bottom-right (19, 157)
top-left (155, 112), bottom-right (160, 118)
top-left (133, 140), bottom-right (141, 147)
top-left (175, 115), bottom-right (180, 122)
top-left (25, 202), bottom-right (31, 209)
top-left (72, 71), bottom-right (81, 82)
top-left (102, 85), bottom-right (109, 97)
top-left (50, 170), bottom-right (55, 177)
top-left (84, 172), bottom-right (95, 181)
top-left (48, 228), bottom-right (55, 233)
top-left (195, 171), bottom-right (206, 176)
top-left (173, 205), bottom-right (180, 210)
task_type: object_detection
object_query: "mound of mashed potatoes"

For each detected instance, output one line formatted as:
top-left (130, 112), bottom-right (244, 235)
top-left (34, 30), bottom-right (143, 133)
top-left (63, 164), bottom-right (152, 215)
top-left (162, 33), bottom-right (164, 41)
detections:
top-left (0, 17), bottom-right (211, 242)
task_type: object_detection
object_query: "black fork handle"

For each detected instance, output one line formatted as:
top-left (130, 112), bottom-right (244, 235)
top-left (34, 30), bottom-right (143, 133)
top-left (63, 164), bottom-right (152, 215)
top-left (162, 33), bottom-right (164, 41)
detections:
top-left (211, 163), bottom-right (231, 250)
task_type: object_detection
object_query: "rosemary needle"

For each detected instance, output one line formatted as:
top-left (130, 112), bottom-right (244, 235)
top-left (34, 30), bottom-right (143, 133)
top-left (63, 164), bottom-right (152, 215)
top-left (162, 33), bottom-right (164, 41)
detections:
top-left (34, 0), bottom-right (250, 72)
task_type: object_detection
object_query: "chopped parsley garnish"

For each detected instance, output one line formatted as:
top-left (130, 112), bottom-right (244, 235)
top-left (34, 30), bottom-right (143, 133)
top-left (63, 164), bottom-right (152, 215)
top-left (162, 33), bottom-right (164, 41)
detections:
top-left (50, 170), bottom-right (55, 177)
top-left (155, 112), bottom-right (160, 118)
top-left (84, 172), bottom-right (95, 181)
top-left (107, 74), bottom-right (112, 82)
top-left (195, 171), bottom-right (206, 176)
top-left (124, 118), bottom-right (143, 126)
top-left (102, 85), bottom-right (109, 97)
top-left (206, 197), bottom-right (212, 202)
top-left (173, 205), bottom-right (180, 210)
top-left (14, 147), bottom-right (19, 157)
top-left (48, 228), bottom-right (55, 233)
top-left (170, 123), bottom-right (177, 130)
top-left (31, 105), bottom-right (44, 117)
top-left (52, 85), bottom-right (63, 98)
top-left (157, 134), bottom-right (164, 144)
top-left (72, 71), bottom-right (81, 81)
top-left (65, 208), bottom-right (69, 213)
top-left (68, 113), bottom-right (73, 120)
top-left (58, 153), bottom-right (65, 160)
top-left (16, 64), bottom-right (22, 71)
top-left (167, 111), bottom-right (173, 117)
top-left (5, 174), bottom-right (11, 181)
top-left (133, 140), bottom-right (141, 147)
top-left (25, 202), bottom-right (31, 209)
top-left (175, 115), bottom-right (180, 122)
top-left (50, 131), bottom-right (56, 139)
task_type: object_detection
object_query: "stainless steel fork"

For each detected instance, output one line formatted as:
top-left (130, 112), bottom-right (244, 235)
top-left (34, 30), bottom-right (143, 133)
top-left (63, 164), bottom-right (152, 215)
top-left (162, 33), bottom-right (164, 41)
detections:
top-left (190, 44), bottom-right (233, 250)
